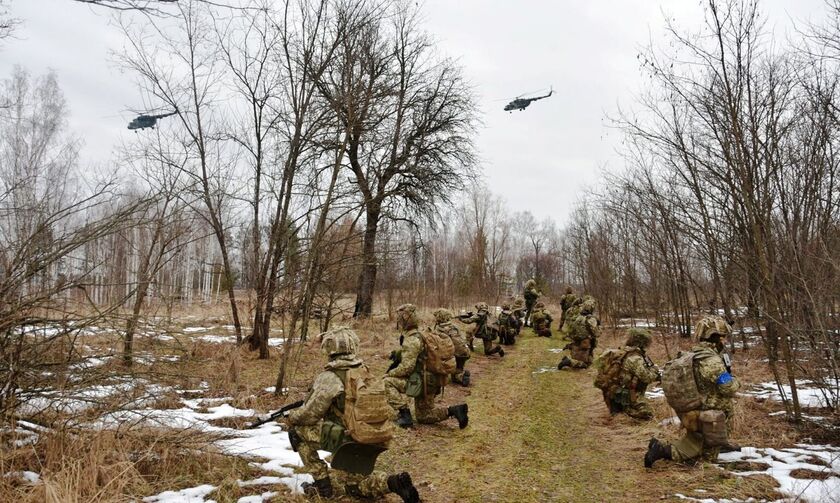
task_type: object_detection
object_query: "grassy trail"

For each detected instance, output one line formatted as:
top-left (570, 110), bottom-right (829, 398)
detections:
top-left (380, 332), bottom-right (648, 502)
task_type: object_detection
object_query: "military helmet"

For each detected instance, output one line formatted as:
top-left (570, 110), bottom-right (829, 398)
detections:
top-left (625, 328), bottom-right (652, 349)
top-left (396, 303), bottom-right (419, 329)
top-left (580, 296), bottom-right (596, 314)
top-left (525, 279), bottom-right (536, 288)
top-left (475, 302), bottom-right (489, 312)
top-left (501, 302), bottom-right (511, 310)
top-left (535, 301), bottom-right (545, 309)
top-left (695, 315), bottom-right (732, 342)
top-left (320, 327), bottom-right (360, 357)
top-left (513, 298), bottom-right (525, 309)
top-left (565, 286), bottom-right (573, 295)
top-left (433, 308), bottom-right (452, 323)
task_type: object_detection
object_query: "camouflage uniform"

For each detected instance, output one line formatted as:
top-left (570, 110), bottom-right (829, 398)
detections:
top-left (384, 304), bottom-right (469, 427)
top-left (433, 309), bottom-right (470, 386)
top-left (558, 287), bottom-right (578, 329)
top-left (460, 303), bottom-right (503, 357)
top-left (496, 304), bottom-right (517, 345)
top-left (286, 328), bottom-right (418, 501)
top-left (599, 329), bottom-right (659, 420)
top-left (558, 296), bottom-right (598, 369)
top-left (646, 316), bottom-right (740, 467)
top-left (523, 279), bottom-right (540, 327)
top-left (530, 301), bottom-right (553, 338)
top-left (560, 296), bottom-right (583, 336)
top-left (512, 298), bottom-right (526, 334)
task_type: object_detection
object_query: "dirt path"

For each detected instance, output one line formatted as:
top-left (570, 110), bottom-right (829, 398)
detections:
top-left (378, 332), bottom-right (661, 502)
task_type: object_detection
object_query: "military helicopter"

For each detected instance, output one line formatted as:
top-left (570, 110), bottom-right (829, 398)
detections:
top-left (504, 87), bottom-right (553, 112)
top-left (127, 108), bottom-right (178, 130)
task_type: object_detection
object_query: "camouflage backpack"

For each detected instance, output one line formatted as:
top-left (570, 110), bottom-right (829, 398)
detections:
top-left (338, 365), bottom-right (394, 445)
top-left (594, 347), bottom-right (634, 391)
top-left (568, 315), bottom-right (594, 342)
top-left (497, 311), bottom-right (514, 335)
top-left (661, 351), bottom-right (705, 413)
top-left (419, 329), bottom-right (456, 376)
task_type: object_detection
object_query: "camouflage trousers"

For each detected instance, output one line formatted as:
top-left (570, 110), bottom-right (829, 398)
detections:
top-left (604, 389), bottom-right (653, 420)
top-left (289, 423), bottom-right (391, 497)
top-left (479, 336), bottom-right (502, 356)
top-left (451, 356), bottom-right (469, 385)
top-left (383, 376), bottom-right (449, 423)
top-left (568, 339), bottom-right (594, 368)
top-left (667, 411), bottom-right (732, 462)
top-left (533, 324), bottom-right (552, 338)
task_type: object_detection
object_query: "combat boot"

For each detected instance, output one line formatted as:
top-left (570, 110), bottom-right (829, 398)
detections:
top-left (387, 472), bottom-right (420, 503)
top-left (396, 407), bottom-right (414, 429)
top-left (719, 442), bottom-right (741, 453)
top-left (644, 437), bottom-right (672, 468)
top-left (447, 403), bottom-right (469, 429)
top-left (302, 477), bottom-right (333, 498)
top-left (498, 347), bottom-right (505, 357)
top-left (557, 356), bottom-right (572, 370)
top-left (461, 370), bottom-right (471, 387)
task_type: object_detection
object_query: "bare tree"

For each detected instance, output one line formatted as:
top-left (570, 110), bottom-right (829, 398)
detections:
top-left (317, 1), bottom-right (477, 318)
top-left (0, 67), bottom-right (147, 418)
top-left (120, 0), bottom-right (245, 343)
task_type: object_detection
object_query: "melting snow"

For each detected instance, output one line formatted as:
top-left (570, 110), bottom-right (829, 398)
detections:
top-left (4, 471), bottom-right (41, 485)
top-left (183, 327), bottom-right (210, 333)
top-left (96, 397), bottom-right (316, 497)
top-left (718, 444), bottom-right (840, 502)
top-left (646, 387), bottom-right (665, 400)
top-left (741, 381), bottom-right (837, 408)
top-left (143, 484), bottom-right (216, 503)
top-left (617, 318), bottom-right (656, 328)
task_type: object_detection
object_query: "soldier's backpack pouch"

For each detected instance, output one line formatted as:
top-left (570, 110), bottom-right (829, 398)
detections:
top-left (419, 329), bottom-right (456, 375)
top-left (406, 369), bottom-right (423, 398)
top-left (698, 409), bottom-right (728, 447)
top-left (593, 348), bottom-right (629, 390)
top-left (662, 351), bottom-right (704, 413)
top-left (342, 366), bottom-right (394, 445)
top-left (320, 419), bottom-right (348, 453)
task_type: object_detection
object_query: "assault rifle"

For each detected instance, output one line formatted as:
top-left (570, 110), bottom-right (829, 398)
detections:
top-left (455, 311), bottom-right (473, 321)
top-left (642, 353), bottom-right (662, 382)
top-left (722, 352), bottom-right (733, 374)
top-left (247, 400), bottom-right (304, 429)
top-left (386, 350), bottom-right (402, 372)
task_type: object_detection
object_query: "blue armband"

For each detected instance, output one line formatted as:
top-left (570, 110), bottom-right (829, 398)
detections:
top-left (716, 372), bottom-right (733, 385)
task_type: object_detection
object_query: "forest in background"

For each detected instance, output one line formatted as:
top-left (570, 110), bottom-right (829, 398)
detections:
top-left (1, 0), bottom-right (838, 441)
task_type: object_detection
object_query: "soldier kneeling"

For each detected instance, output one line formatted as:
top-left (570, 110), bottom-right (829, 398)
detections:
top-left (594, 329), bottom-right (659, 420)
top-left (286, 328), bottom-right (420, 502)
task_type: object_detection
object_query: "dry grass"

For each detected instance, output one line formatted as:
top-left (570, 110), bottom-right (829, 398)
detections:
top-left (4, 301), bottom-right (837, 502)
top-left (0, 427), bottom-right (258, 503)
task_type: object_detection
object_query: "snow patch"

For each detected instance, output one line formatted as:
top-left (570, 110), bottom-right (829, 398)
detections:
top-left (646, 387), bottom-right (665, 400)
top-left (717, 444), bottom-right (840, 502)
top-left (143, 484), bottom-right (216, 503)
top-left (617, 318), bottom-right (656, 328)
top-left (236, 492), bottom-right (277, 503)
top-left (4, 471), bottom-right (41, 485)
top-left (183, 327), bottom-right (210, 333)
top-left (741, 381), bottom-right (837, 408)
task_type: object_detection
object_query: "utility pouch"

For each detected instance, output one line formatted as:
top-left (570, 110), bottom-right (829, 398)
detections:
top-left (698, 409), bottom-right (728, 447)
top-left (320, 419), bottom-right (348, 453)
top-left (406, 369), bottom-right (423, 398)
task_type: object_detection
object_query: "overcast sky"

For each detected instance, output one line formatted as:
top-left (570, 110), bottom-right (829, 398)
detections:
top-left (0, 0), bottom-right (829, 226)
